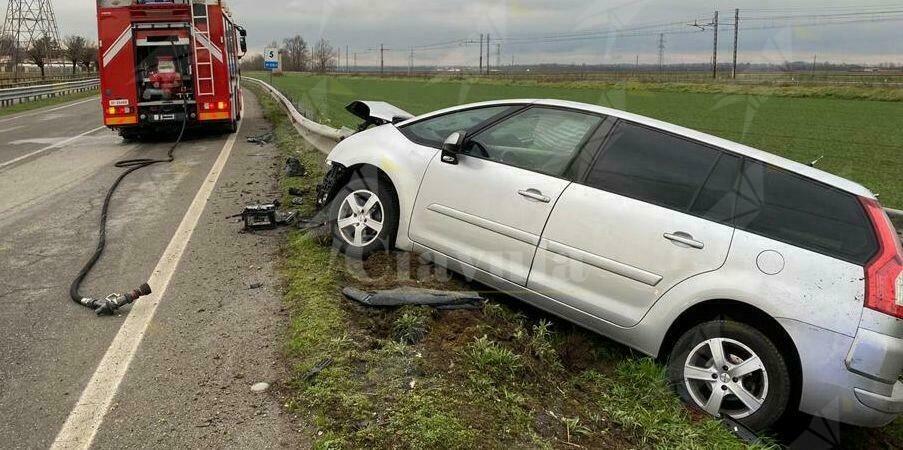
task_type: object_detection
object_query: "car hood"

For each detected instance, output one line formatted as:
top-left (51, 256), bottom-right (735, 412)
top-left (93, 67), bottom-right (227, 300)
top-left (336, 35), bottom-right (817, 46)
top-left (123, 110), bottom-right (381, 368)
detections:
top-left (346, 100), bottom-right (414, 126)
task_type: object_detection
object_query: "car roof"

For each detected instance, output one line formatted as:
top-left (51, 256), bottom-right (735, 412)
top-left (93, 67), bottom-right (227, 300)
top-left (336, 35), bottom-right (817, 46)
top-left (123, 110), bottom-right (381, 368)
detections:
top-left (400, 98), bottom-right (875, 199)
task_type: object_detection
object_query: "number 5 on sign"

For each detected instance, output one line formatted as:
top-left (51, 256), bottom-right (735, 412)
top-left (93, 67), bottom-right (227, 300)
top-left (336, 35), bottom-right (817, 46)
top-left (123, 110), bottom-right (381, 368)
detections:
top-left (264, 48), bottom-right (280, 71)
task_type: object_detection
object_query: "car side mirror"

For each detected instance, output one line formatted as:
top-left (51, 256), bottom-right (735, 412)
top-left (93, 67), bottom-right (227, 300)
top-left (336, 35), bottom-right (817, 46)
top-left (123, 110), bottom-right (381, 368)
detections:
top-left (441, 131), bottom-right (466, 165)
top-left (238, 27), bottom-right (248, 55)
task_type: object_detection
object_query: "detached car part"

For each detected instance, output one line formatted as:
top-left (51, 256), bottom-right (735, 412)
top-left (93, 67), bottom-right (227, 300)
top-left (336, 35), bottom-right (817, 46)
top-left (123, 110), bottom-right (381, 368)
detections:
top-left (343, 287), bottom-right (485, 310)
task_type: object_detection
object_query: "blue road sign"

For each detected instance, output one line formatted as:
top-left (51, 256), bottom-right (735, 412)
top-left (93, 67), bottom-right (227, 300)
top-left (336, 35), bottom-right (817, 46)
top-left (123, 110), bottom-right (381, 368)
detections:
top-left (264, 61), bottom-right (279, 70)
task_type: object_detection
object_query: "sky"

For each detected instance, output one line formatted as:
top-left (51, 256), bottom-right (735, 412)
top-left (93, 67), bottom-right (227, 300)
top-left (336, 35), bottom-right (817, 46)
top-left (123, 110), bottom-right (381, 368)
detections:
top-left (52, 0), bottom-right (903, 66)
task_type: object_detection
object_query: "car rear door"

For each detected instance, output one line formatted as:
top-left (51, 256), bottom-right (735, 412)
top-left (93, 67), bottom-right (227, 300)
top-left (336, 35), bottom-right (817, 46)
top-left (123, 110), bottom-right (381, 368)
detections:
top-left (528, 121), bottom-right (741, 327)
top-left (409, 107), bottom-right (606, 286)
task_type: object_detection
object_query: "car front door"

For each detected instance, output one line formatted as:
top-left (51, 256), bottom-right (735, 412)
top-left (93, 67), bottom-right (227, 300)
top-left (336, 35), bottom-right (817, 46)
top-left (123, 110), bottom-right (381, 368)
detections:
top-left (409, 107), bottom-right (606, 286)
top-left (528, 121), bottom-right (740, 327)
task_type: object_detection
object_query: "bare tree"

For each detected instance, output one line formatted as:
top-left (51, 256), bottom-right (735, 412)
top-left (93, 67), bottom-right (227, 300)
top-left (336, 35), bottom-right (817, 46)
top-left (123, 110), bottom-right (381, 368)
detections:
top-left (240, 53), bottom-right (264, 72)
top-left (312, 38), bottom-right (334, 73)
top-left (0, 35), bottom-right (17, 72)
top-left (62, 35), bottom-right (87, 74)
top-left (27, 35), bottom-right (57, 78)
top-left (282, 35), bottom-right (308, 71)
top-left (80, 42), bottom-right (98, 72)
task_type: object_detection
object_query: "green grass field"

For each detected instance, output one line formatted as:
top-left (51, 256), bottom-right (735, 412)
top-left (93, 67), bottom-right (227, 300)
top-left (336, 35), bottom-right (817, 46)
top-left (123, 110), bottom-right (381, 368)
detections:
top-left (249, 72), bottom-right (902, 209)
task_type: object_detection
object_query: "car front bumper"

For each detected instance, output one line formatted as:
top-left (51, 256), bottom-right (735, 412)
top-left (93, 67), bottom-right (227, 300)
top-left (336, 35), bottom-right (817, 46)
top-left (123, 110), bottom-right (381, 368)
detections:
top-left (779, 316), bottom-right (902, 428)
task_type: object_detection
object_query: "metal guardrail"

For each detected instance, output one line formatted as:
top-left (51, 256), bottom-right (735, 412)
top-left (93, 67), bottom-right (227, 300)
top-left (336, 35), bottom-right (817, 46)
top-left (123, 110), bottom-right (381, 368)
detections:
top-left (0, 79), bottom-right (99, 107)
top-left (244, 77), bottom-right (345, 142)
top-left (0, 74), bottom-right (99, 89)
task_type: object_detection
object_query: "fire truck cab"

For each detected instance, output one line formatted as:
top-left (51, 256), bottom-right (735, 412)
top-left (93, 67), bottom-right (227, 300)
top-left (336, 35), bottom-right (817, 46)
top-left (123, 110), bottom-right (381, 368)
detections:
top-left (96, 0), bottom-right (247, 138)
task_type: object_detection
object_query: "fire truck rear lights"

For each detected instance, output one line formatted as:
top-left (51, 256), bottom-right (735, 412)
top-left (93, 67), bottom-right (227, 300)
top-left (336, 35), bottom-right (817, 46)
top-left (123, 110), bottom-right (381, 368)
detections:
top-left (107, 107), bottom-right (117, 115)
top-left (218, 101), bottom-right (228, 110)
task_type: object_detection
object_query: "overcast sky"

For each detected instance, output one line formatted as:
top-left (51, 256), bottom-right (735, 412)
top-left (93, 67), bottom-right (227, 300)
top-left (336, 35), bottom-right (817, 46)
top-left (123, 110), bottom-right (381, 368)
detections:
top-left (55, 0), bottom-right (902, 65)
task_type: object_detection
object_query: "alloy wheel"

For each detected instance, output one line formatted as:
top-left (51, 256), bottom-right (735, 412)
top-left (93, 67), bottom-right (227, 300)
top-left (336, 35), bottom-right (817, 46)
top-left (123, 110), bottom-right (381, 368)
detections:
top-left (683, 337), bottom-right (769, 420)
top-left (336, 189), bottom-right (385, 248)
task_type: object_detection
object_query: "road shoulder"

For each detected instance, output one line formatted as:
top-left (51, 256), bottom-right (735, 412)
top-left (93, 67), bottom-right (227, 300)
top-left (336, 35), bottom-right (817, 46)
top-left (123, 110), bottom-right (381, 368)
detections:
top-left (89, 89), bottom-right (306, 448)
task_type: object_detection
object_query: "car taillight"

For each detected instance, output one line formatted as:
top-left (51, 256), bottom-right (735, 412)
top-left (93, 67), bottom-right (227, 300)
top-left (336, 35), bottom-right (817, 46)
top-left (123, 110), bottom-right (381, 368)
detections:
top-left (860, 197), bottom-right (903, 318)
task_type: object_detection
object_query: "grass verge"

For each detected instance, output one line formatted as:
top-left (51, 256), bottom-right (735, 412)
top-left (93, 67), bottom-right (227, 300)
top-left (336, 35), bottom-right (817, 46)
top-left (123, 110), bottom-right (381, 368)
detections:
top-left (250, 72), bottom-right (902, 209)
top-left (0, 90), bottom-right (97, 117)
top-left (246, 81), bottom-right (773, 449)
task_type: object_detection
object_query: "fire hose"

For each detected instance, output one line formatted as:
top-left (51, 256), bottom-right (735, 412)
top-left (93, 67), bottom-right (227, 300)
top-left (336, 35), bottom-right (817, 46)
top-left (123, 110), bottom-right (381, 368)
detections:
top-left (69, 41), bottom-right (189, 316)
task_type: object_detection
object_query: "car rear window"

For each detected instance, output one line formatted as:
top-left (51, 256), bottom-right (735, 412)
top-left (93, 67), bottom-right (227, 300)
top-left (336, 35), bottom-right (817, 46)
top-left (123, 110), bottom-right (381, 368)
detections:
top-left (734, 160), bottom-right (878, 265)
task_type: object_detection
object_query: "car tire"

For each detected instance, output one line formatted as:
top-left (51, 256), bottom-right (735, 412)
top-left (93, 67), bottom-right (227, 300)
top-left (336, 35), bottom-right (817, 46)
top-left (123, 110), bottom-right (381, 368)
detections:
top-left (667, 320), bottom-right (792, 432)
top-left (329, 170), bottom-right (398, 259)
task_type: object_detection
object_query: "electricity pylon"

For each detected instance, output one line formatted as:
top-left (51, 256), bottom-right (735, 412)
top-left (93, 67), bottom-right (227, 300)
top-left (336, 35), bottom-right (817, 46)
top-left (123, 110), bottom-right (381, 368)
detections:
top-left (1, 0), bottom-right (62, 77)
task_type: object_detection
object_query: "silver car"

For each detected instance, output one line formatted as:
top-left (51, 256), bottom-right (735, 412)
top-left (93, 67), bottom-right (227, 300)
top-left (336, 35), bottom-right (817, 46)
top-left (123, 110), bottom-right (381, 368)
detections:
top-left (317, 99), bottom-right (903, 431)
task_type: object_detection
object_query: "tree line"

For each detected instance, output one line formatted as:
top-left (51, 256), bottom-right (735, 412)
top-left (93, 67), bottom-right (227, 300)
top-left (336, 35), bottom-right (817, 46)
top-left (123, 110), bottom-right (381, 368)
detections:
top-left (0, 34), bottom-right (99, 78)
top-left (240, 35), bottom-right (337, 73)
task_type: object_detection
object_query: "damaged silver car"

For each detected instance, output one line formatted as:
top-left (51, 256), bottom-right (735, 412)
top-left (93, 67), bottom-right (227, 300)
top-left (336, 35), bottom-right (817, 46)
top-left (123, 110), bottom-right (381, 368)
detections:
top-left (316, 99), bottom-right (903, 431)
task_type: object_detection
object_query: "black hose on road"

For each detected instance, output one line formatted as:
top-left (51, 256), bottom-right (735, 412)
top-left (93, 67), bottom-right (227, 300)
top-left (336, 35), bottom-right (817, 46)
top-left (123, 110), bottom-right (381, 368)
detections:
top-left (69, 42), bottom-right (190, 316)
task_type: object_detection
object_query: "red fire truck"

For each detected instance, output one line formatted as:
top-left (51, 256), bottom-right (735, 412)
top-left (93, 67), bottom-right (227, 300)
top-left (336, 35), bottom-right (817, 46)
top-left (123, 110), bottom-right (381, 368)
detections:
top-left (96, 0), bottom-right (247, 138)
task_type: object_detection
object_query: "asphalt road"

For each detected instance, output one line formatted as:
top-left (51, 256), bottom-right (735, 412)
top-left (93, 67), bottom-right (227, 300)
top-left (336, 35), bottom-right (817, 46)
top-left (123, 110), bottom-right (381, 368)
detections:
top-left (0, 92), bottom-right (303, 448)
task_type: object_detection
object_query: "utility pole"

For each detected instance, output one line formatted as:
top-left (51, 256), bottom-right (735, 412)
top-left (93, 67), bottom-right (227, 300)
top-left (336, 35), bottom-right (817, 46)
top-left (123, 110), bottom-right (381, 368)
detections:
top-left (486, 34), bottom-right (491, 74)
top-left (496, 43), bottom-right (501, 68)
top-left (732, 9), bottom-right (739, 79)
top-left (658, 33), bottom-right (665, 73)
top-left (380, 43), bottom-right (385, 75)
top-left (353, 52), bottom-right (357, 72)
top-left (346, 45), bottom-right (349, 72)
top-left (712, 11), bottom-right (719, 79)
top-left (479, 33), bottom-right (483, 74)
top-left (409, 47), bottom-right (414, 75)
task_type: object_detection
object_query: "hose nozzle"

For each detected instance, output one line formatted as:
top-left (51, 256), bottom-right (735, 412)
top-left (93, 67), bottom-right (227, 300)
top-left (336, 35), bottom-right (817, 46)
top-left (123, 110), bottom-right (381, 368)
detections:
top-left (92, 283), bottom-right (153, 316)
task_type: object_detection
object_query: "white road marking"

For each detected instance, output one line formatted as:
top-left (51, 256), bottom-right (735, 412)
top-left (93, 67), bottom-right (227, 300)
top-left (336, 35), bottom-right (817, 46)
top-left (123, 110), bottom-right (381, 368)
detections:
top-left (50, 123), bottom-right (243, 450)
top-left (0, 126), bottom-right (106, 171)
top-left (0, 125), bottom-right (24, 133)
top-left (0, 97), bottom-right (99, 124)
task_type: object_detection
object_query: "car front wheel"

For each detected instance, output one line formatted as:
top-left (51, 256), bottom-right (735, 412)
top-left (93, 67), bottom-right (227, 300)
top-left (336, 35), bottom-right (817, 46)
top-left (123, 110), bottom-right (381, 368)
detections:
top-left (667, 320), bottom-right (792, 432)
top-left (329, 171), bottom-right (398, 259)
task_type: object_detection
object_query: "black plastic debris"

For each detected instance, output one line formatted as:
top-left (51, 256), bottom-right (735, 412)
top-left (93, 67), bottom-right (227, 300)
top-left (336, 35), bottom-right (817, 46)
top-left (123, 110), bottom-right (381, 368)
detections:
top-left (288, 187), bottom-right (307, 197)
top-left (284, 157), bottom-right (306, 178)
top-left (302, 358), bottom-right (334, 382)
top-left (246, 131), bottom-right (274, 146)
top-left (342, 287), bottom-right (485, 310)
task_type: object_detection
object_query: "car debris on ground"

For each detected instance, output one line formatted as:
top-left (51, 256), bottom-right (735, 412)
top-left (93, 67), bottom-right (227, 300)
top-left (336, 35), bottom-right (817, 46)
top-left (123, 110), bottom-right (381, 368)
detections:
top-left (284, 157), bottom-right (306, 178)
top-left (246, 131), bottom-right (274, 146)
top-left (230, 200), bottom-right (297, 230)
top-left (342, 287), bottom-right (485, 310)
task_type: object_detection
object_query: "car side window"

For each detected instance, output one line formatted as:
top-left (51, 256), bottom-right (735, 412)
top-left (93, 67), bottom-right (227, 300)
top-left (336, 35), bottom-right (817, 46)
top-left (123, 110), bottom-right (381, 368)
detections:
top-left (585, 122), bottom-right (722, 212)
top-left (465, 107), bottom-right (603, 176)
top-left (401, 106), bottom-right (513, 147)
top-left (734, 160), bottom-right (878, 265)
top-left (689, 153), bottom-right (742, 224)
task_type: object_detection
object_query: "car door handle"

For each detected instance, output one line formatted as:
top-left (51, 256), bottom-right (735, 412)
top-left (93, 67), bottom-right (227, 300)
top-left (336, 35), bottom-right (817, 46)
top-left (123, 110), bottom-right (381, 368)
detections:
top-left (518, 189), bottom-right (551, 203)
top-left (664, 232), bottom-right (705, 250)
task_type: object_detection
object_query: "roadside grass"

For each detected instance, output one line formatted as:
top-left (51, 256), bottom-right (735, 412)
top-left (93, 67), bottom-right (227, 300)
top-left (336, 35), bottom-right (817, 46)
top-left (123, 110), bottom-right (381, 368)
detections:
top-left (247, 81), bottom-right (769, 449)
top-left (0, 90), bottom-right (97, 117)
top-left (249, 72), bottom-right (903, 209)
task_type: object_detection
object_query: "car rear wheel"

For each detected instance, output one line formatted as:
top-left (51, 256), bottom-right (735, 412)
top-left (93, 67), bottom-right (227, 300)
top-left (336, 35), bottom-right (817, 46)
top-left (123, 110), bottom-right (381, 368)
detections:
top-left (329, 172), bottom-right (398, 259)
top-left (667, 320), bottom-right (792, 432)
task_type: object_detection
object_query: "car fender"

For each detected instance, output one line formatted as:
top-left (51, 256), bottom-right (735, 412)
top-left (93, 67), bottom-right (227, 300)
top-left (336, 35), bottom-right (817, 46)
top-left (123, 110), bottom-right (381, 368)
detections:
top-left (326, 125), bottom-right (438, 251)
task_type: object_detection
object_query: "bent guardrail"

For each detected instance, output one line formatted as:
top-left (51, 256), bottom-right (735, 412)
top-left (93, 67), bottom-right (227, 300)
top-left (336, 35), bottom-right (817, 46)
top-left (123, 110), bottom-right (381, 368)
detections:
top-left (0, 79), bottom-right (100, 107)
top-left (243, 77), bottom-right (345, 142)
